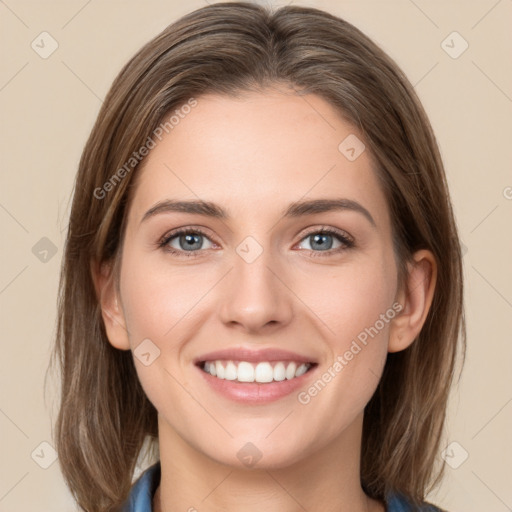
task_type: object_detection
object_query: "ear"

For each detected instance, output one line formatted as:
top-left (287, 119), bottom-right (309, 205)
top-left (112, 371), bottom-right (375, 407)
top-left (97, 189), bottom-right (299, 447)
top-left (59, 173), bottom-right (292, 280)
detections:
top-left (91, 259), bottom-right (131, 351)
top-left (388, 249), bottom-right (437, 353)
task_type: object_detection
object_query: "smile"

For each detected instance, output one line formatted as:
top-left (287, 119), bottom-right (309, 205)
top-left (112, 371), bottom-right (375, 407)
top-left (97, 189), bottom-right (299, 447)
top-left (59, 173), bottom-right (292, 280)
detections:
top-left (200, 360), bottom-right (315, 383)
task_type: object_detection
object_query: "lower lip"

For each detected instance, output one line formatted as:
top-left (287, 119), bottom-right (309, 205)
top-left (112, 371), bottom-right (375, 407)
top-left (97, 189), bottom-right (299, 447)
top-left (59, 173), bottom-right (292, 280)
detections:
top-left (195, 363), bottom-right (318, 404)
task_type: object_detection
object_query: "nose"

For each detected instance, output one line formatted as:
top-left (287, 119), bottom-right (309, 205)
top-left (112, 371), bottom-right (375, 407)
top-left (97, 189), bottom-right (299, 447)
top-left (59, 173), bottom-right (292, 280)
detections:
top-left (218, 245), bottom-right (294, 334)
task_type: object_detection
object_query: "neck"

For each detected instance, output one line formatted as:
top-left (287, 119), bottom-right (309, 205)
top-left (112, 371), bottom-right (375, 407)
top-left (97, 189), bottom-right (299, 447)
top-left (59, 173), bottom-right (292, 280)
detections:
top-left (153, 412), bottom-right (385, 512)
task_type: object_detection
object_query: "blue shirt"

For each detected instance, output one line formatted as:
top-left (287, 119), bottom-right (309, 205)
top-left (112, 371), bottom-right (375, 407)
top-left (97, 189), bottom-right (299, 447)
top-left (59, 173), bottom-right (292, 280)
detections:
top-left (121, 462), bottom-right (444, 512)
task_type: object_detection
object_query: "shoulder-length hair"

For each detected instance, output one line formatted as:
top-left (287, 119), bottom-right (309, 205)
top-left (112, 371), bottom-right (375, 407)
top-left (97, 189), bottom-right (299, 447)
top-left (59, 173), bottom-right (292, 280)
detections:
top-left (51, 2), bottom-right (466, 510)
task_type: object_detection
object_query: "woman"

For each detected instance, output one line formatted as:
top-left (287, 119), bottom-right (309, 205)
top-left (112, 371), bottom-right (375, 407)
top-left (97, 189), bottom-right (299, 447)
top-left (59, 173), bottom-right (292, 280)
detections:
top-left (52, 3), bottom-right (465, 511)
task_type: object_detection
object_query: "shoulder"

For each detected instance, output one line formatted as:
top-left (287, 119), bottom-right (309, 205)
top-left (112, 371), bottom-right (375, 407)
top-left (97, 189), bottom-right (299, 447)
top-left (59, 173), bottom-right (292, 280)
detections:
top-left (386, 491), bottom-right (446, 512)
top-left (120, 462), bottom-right (161, 512)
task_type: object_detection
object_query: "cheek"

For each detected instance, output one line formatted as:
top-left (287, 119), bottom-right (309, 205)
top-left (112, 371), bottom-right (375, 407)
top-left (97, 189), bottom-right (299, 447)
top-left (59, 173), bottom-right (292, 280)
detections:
top-left (119, 253), bottom-right (213, 341)
top-left (117, 252), bottom-right (204, 413)
top-left (293, 252), bottom-right (396, 410)
top-left (294, 272), bottom-right (393, 423)
top-left (335, 275), bottom-right (394, 346)
top-left (296, 254), bottom-right (396, 348)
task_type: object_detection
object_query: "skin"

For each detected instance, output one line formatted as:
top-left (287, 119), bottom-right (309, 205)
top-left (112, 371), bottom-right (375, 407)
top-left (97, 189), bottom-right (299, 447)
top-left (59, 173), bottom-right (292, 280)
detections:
top-left (94, 88), bottom-right (436, 512)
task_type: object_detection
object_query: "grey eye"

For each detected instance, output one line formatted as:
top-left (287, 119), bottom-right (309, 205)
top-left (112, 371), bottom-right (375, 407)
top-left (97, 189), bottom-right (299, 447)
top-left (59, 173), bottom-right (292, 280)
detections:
top-left (167, 232), bottom-right (214, 252)
top-left (298, 232), bottom-right (343, 251)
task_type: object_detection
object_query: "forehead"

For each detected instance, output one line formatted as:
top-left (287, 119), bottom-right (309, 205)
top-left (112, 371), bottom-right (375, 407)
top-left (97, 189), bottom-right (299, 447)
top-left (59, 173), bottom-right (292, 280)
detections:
top-left (128, 90), bottom-right (389, 226)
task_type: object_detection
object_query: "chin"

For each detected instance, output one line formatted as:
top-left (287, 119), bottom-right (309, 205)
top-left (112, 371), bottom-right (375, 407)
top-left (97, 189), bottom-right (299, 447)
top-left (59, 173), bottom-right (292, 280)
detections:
top-left (211, 436), bottom-right (310, 471)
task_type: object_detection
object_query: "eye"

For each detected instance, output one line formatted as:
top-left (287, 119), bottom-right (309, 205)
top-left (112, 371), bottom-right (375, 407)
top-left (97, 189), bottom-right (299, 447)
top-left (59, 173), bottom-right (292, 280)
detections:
top-left (158, 226), bottom-right (354, 258)
top-left (296, 227), bottom-right (354, 256)
top-left (159, 228), bottom-right (215, 257)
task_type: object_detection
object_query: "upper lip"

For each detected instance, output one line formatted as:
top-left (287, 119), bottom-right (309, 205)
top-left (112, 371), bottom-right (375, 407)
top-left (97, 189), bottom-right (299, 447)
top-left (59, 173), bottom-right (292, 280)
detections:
top-left (194, 347), bottom-right (318, 365)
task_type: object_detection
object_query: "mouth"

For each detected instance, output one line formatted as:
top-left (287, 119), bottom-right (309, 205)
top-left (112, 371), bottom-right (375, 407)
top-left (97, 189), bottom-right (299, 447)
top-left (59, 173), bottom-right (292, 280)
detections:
top-left (193, 347), bottom-right (319, 403)
top-left (196, 359), bottom-right (318, 384)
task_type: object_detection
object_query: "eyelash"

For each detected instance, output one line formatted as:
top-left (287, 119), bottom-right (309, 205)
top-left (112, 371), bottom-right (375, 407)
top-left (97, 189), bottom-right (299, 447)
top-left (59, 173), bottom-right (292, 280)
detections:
top-left (158, 226), bottom-right (355, 259)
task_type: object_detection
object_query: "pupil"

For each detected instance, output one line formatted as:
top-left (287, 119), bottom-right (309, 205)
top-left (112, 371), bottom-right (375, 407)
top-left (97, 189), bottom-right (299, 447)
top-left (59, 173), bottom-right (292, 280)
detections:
top-left (181, 233), bottom-right (202, 250)
top-left (311, 233), bottom-right (332, 251)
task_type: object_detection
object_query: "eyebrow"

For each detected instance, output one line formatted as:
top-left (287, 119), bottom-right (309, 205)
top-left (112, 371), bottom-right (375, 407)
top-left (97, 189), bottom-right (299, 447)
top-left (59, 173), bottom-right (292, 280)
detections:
top-left (140, 198), bottom-right (376, 228)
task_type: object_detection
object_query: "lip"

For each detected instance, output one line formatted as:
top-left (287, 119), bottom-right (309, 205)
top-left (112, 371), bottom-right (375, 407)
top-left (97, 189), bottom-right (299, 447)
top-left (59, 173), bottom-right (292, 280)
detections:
top-left (195, 362), bottom-right (319, 404)
top-left (193, 347), bottom-right (317, 365)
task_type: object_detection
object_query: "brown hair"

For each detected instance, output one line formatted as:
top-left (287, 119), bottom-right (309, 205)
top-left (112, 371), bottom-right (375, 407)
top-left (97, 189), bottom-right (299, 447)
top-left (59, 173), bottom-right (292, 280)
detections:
top-left (51, 2), bottom-right (466, 510)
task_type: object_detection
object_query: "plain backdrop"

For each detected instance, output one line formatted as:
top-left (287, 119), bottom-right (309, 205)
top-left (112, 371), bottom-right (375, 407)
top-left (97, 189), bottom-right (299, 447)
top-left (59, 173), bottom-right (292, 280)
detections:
top-left (1, 1), bottom-right (511, 511)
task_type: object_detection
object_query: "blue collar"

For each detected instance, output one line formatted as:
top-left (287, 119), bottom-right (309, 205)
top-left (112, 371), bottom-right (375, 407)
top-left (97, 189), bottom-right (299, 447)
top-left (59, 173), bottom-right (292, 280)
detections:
top-left (121, 462), bottom-right (443, 512)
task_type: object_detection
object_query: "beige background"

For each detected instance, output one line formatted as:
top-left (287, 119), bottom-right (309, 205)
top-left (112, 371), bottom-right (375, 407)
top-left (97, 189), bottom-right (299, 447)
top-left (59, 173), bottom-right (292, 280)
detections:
top-left (1, 0), bottom-right (511, 510)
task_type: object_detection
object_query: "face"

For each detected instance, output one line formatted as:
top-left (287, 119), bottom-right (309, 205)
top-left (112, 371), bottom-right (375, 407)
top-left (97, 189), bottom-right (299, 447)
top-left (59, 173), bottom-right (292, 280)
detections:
top-left (110, 89), bottom-right (403, 469)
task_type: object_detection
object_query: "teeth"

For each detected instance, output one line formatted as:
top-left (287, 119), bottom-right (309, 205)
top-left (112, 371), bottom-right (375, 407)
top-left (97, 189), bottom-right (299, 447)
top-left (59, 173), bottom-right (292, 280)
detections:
top-left (202, 360), bottom-right (313, 383)
top-left (295, 363), bottom-right (308, 377)
top-left (215, 360), bottom-right (225, 379)
top-left (255, 362), bottom-right (274, 382)
top-left (237, 361), bottom-right (255, 382)
top-left (285, 362), bottom-right (297, 380)
top-left (273, 362), bottom-right (286, 381)
top-left (225, 361), bottom-right (237, 380)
